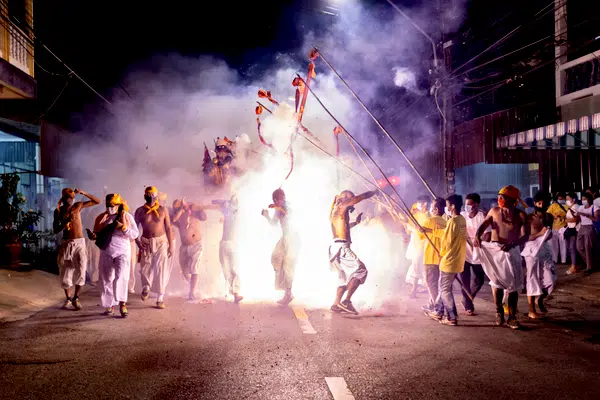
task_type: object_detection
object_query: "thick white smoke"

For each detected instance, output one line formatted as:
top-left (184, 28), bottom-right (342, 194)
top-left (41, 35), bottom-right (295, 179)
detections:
top-left (61, 1), bottom-right (466, 310)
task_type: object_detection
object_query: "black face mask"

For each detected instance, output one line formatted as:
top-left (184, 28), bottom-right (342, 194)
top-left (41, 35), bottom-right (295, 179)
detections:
top-left (144, 195), bottom-right (156, 204)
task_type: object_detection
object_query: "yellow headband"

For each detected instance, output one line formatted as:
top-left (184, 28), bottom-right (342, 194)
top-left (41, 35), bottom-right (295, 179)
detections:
top-left (106, 193), bottom-right (129, 212)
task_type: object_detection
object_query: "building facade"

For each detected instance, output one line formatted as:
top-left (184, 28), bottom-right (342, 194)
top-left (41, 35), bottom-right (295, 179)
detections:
top-left (0, 1), bottom-right (69, 234)
top-left (449, 0), bottom-right (600, 198)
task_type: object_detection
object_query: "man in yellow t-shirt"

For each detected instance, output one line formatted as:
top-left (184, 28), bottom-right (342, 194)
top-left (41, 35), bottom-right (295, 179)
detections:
top-left (421, 198), bottom-right (447, 313)
top-left (546, 192), bottom-right (569, 264)
top-left (425, 195), bottom-right (467, 326)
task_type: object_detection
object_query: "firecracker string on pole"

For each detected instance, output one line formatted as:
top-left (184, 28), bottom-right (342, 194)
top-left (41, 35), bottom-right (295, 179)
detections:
top-left (312, 46), bottom-right (437, 199)
top-left (294, 74), bottom-right (445, 260)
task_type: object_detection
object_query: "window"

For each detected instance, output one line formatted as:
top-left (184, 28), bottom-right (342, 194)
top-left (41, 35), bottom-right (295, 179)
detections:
top-left (8, 0), bottom-right (29, 34)
top-left (528, 163), bottom-right (539, 171)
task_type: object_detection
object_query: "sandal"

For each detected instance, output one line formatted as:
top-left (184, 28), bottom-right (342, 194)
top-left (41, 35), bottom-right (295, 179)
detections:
top-left (566, 266), bottom-right (580, 275)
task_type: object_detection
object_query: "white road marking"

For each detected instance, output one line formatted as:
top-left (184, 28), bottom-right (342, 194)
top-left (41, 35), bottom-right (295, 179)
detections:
top-left (325, 377), bottom-right (355, 400)
top-left (292, 307), bottom-right (317, 334)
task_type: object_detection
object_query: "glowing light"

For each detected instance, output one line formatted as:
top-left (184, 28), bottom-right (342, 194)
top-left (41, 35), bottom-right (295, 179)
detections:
top-left (393, 67), bottom-right (418, 92)
top-left (223, 107), bottom-right (408, 309)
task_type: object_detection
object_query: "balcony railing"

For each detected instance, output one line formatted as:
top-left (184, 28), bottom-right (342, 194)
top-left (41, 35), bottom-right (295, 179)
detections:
top-left (0, 18), bottom-right (34, 77)
top-left (557, 50), bottom-right (600, 106)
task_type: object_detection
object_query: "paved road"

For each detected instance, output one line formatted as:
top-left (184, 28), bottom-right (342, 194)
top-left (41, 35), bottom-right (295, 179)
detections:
top-left (1, 281), bottom-right (600, 400)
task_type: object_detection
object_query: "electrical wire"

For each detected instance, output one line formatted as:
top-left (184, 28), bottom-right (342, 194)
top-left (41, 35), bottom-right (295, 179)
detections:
top-left (448, 0), bottom-right (569, 75)
top-left (30, 76), bottom-right (71, 123)
top-left (450, 34), bottom-right (599, 110)
top-left (451, 14), bottom-right (600, 82)
top-left (0, 0), bottom-right (113, 106)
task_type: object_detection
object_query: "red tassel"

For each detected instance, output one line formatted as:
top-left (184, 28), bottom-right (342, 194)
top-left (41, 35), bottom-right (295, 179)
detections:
top-left (256, 117), bottom-right (274, 149)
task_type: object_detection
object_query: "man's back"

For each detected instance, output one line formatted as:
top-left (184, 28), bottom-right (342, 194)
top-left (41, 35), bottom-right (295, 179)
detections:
top-left (54, 203), bottom-right (85, 240)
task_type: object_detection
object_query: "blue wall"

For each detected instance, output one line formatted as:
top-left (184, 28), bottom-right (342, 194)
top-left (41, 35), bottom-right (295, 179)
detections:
top-left (455, 162), bottom-right (539, 209)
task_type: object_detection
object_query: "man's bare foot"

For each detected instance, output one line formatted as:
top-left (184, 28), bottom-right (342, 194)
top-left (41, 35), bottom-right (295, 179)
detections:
top-left (528, 311), bottom-right (541, 319)
top-left (233, 294), bottom-right (244, 304)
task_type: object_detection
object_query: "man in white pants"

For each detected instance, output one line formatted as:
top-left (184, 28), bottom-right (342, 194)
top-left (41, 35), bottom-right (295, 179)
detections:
top-left (328, 189), bottom-right (376, 315)
top-left (135, 186), bottom-right (174, 309)
top-left (475, 185), bottom-right (530, 330)
top-left (128, 240), bottom-right (137, 294)
top-left (53, 188), bottom-right (100, 311)
top-left (91, 194), bottom-right (139, 317)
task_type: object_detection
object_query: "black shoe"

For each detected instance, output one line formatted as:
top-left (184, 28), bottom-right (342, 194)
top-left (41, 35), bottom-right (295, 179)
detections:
top-left (330, 304), bottom-right (344, 313)
top-left (339, 300), bottom-right (358, 315)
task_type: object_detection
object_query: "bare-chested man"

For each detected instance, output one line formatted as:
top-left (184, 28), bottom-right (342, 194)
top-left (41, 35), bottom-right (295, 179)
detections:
top-left (134, 186), bottom-right (173, 309)
top-left (53, 188), bottom-right (100, 310)
top-left (262, 188), bottom-right (299, 306)
top-left (208, 194), bottom-right (243, 303)
top-left (475, 185), bottom-right (530, 329)
top-left (328, 189), bottom-right (376, 315)
top-left (171, 198), bottom-right (210, 303)
top-left (522, 192), bottom-right (556, 319)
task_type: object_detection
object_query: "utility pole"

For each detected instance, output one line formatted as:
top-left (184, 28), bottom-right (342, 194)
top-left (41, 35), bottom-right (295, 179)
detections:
top-left (438, 0), bottom-right (456, 196)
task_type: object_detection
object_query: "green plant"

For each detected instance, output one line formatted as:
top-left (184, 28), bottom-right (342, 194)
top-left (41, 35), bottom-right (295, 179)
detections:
top-left (0, 173), bottom-right (43, 245)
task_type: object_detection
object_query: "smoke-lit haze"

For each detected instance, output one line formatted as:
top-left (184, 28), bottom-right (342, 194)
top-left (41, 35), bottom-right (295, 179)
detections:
top-left (62, 1), bottom-right (465, 309)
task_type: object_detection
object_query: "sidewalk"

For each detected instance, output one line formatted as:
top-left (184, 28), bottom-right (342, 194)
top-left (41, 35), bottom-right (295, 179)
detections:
top-left (0, 268), bottom-right (71, 323)
top-left (553, 264), bottom-right (600, 301)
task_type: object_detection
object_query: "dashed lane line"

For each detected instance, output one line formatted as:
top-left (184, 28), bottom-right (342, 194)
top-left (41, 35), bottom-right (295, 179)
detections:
top-left (325, 377), bottom-right (356, 400)
top-left (292, 306), bottom-right (317, 334)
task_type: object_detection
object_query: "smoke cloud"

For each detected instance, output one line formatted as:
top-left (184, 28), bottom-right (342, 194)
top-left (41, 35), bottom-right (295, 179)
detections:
top-left (60, 0), bottom-right (466, 309)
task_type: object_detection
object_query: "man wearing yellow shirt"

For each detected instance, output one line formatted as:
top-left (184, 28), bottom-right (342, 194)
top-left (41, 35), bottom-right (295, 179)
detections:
top-left (546, 192), bottom-right (569, 264)
top-left (425, 195), bottom-right (467, 326)
top-left (421, 198), bottom-right (447, 313)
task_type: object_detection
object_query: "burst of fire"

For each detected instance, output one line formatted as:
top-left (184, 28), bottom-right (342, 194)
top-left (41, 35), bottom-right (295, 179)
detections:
top-left (226, 110), bottom-right (407, 309)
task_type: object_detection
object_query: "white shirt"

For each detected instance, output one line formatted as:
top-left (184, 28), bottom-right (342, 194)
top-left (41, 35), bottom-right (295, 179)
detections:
top-left (461, 210), bottom-right (488, 264)
top-left (100, 212), bottom-right (139, 258)
top-left (574, 205), bottom-right (595, 226)
top-left (566, 206), bottom-right (578, 229)
top-left (594, 197), bottom-right (600, 210)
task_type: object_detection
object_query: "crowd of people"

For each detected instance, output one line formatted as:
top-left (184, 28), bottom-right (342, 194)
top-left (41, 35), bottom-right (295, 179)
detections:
top-left (51, 183), bottom-right (599, 328)
top-left (404, 185), bottom-right (600, 328)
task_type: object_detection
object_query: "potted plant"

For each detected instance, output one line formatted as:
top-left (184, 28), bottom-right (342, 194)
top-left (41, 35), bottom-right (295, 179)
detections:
top-left (0, 173), bottom-right (42, 268)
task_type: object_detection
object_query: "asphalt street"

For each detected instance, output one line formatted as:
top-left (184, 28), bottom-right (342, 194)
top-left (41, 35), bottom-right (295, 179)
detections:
top-left (1, 278), bottom-right (600, 400)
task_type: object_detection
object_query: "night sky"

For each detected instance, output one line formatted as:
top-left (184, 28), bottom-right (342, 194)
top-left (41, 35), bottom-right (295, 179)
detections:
top-left (25, 0), bottom-right (596, 130)
top-left (33, 0), bottom-right (314, 126)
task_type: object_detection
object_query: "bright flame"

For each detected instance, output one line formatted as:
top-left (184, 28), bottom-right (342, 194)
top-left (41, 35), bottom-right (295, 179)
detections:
top-left (214, 107), bottom-right (410, 310)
